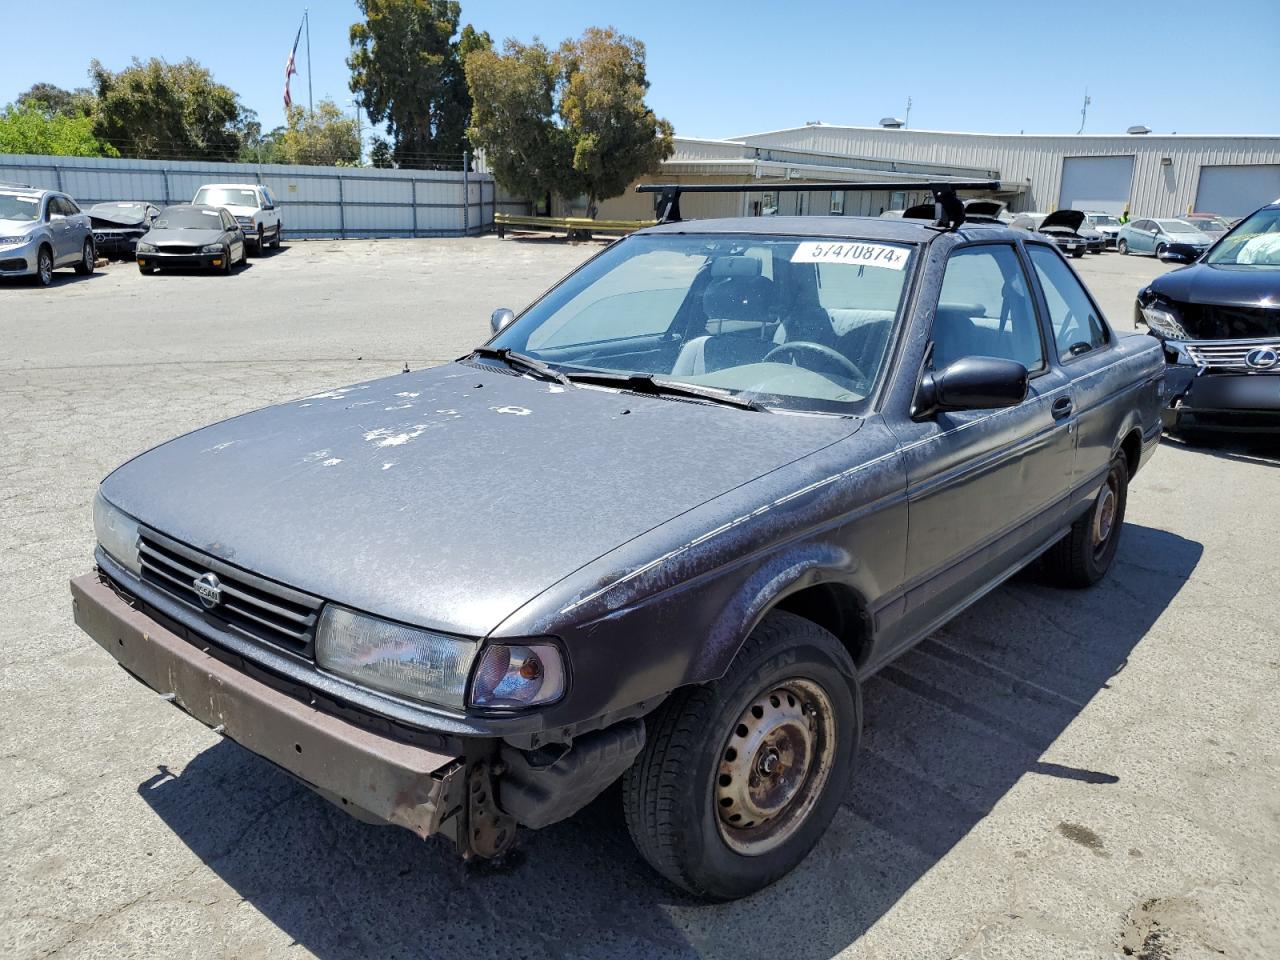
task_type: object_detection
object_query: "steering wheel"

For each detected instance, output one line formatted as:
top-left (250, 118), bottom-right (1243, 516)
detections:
top-left (763, 341), bottom-right (867, 383)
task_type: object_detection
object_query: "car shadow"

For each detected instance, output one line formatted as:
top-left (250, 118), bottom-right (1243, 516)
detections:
top-left (1161, 431), bottom-right (1280, 468)
top-left (136, 522), bottom-right (1200, 959)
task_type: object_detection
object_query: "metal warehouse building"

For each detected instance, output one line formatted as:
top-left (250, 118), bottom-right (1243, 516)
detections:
top-left (602, 125), bottom-right (1280, 222)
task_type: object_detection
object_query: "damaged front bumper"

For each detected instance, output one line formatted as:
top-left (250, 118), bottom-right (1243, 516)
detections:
top-left (1161, 365), bottom-right (1280, 433)
top-left (71, 571), bottom-right (468, 842)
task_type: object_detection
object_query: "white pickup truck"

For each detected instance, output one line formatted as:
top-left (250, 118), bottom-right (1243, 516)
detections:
top-left (192, 183), bottom-right (281, 254)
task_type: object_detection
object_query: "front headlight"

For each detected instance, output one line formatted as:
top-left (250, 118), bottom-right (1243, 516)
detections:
top-left (0, 235), bottom-right (29, 246)
top-left (92, 490), bottom-right (141, 576)
top-left (201, 244), bottom-right (224, 254)
top-left (136, 241), bottom-right (156, 253)
top-left (316, 605), bottom-right (479, 709)
top-left (1140, 303), bottom-right (1189, 339)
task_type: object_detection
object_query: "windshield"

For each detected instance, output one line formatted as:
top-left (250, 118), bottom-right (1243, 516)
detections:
top-left (1205, 207), bottom-right (1280, 267)
top-left (488, 233), bottom-right (915, 414)
top-left (153, 207), bottom-right (224, 230)
top-left (1159, 219), bottom-right (1199, 234)
top-left (193, 187), bottom-right (259, 208)
top-left (1089, 214), bottom-right (1119, 227)
top-left (0, 193), bottom-right (41, 222)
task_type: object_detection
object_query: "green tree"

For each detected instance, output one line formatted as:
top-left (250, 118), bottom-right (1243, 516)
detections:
top-left (558, 28), bottom-right (673, 212)
top-left (348, 0), bottom-right (488, 168)
top-left (16, 83), bottom-right (95, 118)
top-left (280, 100), bottom-right (361, 166)
top-left (465, 27), bottom-right (673, 214)
top-left (0, 105), bottom-right (118, 157)
top-left (369, 137), bottom-right (394, 168)
top-left (89, 57), bottom-right (246, 160)
top-left (465, 39), bottom-right (571, 202)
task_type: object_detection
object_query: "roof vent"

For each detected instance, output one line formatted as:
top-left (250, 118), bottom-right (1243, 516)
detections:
top-left (1126, 124), bottom-right (1151, 135)
top-left (879, 117), bottom-right (905, 129)
top-left (804, 120), bottom-right (823, 126)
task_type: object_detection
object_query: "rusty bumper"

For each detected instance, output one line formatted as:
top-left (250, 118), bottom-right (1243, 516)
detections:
top-left (70, 572), bottom-right (465, 839)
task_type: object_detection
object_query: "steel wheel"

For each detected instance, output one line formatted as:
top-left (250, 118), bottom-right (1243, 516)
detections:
top-left (1091, 469), bottom-right (1119, 556)
top-left (714, 678), bottom-right (836, 856)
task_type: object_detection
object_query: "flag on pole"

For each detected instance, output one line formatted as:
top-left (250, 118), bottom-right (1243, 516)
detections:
top-left (284, 18), bottom-right (303, 110)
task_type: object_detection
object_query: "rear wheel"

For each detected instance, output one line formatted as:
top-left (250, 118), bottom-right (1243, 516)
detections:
top-left (73, 240), bottom-right (95, 275)
top-left (622, 610), bottom-right (860, 900)
top-left (1117, 238), bottom-right (1129, 255)
top-left (1042, 452), bottom-right (1129, 588)
top-left (270, 222), bottom-right (282, 248)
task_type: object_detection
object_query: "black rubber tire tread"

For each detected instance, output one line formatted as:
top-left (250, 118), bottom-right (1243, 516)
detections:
top-left (73, 240), bottom-right (94, 275)
top-left (1042, 452), bottom-right (1129, 589)
top-left (621, 610), bottom-right (858, 900)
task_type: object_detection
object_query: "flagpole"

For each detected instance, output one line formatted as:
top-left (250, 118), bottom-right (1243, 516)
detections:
top-left (305, 8), bottom-right (313, 116)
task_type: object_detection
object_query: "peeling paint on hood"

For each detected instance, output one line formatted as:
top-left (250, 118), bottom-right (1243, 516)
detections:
top-left (101, 362), bottom-right (860, 637)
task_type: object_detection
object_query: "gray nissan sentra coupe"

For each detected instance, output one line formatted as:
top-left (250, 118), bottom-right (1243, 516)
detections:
top-left (72, 182), bottom-right (1164, 900)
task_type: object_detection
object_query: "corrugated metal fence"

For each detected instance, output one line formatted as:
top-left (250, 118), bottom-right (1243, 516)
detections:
top-left (0, 153), bottom-right (530, 238)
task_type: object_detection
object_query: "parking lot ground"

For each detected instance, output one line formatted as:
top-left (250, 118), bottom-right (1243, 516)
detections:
top-left (2, 240), bottom-right (1277, 960)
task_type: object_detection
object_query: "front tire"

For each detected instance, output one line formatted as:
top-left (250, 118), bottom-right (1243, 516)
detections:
top-left (1071, 247), bottom-right (1084, 259)
top-left (74, 240), bottom-right (95, 275)
top-left (1042, 452), bottom-right (1129, 588)
top-left (1117, 238), bottom-right (1129, 255)
top-left (1156, 243), bottom-right (1168, 259)
top-left (34, 245), bottom-right (54, 286)
top-left (622, 610), bottom-right (860, 900)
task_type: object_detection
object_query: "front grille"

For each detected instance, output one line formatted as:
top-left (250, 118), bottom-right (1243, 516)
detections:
top-left (138, 528), bottom-right (322, 655)
top-left (1183, 339), bottom-right (1280, 370)
top-left (157, 243), bottom-right (200, 253)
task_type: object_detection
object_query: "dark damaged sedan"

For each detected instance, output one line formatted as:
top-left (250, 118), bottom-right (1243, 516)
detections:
top-left (87, 201), bottom-right (159, 260)
top-left (1137, 199), bottom-right (1280, 433)
top-left (72, 182), bottom-right (1164, 900)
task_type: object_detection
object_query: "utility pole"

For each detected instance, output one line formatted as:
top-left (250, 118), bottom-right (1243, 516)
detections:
top-left (348, 98), bottom-right (364, 164)
top-left (305, 8), bottom-right (313, 116)
top-left (904, 96), bottom-right (912, 129)
top-left (1077, 89), bottom-right (1091, 134)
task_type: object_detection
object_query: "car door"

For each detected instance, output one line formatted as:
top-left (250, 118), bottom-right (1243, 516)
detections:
top-left (222, 210), bottom-right (244, 260)
top-left (62, 197), bottom-right (90, 258)
top-left (888, 242), bottom-right (1076, 649)
top-left (1024, 242), bottom-right (1118, 491)
top-left (46, 197), bottom-right (72, 262)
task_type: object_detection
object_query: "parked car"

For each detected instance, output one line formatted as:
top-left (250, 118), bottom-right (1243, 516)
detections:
top-left (0, 187), bottom-right (95, 286)
top-left (1010, 210), bottom-right (1096, 257)
top-left (87, 201), bottom-right (160, 261)
top-left (1083, 211), bottom-right (1123, 248)
top-left (192, 183), bottom-right (281, 254)
top-left (135, 204), bottom-right (247, 274)
top-left (1136, 199), bottom-right (1280, 434)
top-left (1117, 218), bottom-right (1213, 260)
top-left (1181, 213), bottom-right (1230, 240)
top-left (73, 183), bottom-right (1163, 901)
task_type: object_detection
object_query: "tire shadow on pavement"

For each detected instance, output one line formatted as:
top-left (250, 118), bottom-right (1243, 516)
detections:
top-left (134, 522), bottom-right (1202, 960)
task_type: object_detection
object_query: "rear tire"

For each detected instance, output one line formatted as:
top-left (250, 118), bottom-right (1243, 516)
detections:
top-left (1042, 452), bottom-right (1129, 588)
top-left (622, 610), bottom-right (860, 901)
top-left (270, 222), bottom-right (282, 248)
top-left (73, 240), bottom-right (95, 275)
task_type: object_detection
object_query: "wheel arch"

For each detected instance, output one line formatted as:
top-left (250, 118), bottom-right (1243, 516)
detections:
top-left (1119, 425), bottom-right (1144, 479)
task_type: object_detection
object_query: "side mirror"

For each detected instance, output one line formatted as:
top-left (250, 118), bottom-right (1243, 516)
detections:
top-left (914, 356), bottom-right (1029, 419)
top-left (490, 307), bottom-right (516, 335)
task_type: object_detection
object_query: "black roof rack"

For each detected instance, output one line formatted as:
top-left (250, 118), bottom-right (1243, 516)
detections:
top-left (636, 180), bottom-right (1001, 230)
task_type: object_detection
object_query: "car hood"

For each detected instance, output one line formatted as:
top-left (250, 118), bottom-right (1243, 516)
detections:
top-left (89, 208), bottom-right (147, 226)
top-left (101, 362), bottom-right (861, 637)
top-left (1040, 210), bottom-right (1086, 232)
top-left (1151, 261), bottom-right (1280, 313)
top-left (142, 227), bottom-right (225, 245)
top-left (218, 204), bottom-right (259, 216)
top-left (1164, 230), bottom-right (1212, 246)
top-left (0, 218), bottom-right (38, 235)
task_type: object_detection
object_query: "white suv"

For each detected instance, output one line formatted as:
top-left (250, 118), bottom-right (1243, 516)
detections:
top-left (192, 183), bottom-right (281, 255)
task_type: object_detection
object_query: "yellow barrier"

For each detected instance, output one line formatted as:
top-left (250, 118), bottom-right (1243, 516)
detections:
top-left (494, 213), bottom-right (657, 239)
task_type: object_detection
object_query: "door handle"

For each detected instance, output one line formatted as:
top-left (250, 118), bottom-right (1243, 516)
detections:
top-left (1051, 396), bottom-right (1074, 419)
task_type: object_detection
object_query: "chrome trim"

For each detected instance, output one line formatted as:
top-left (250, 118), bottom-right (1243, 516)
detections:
top-left (1179, 337), bottom-right (1280, 371)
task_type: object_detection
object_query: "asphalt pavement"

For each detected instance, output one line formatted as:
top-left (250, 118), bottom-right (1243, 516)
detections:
top-left (1, 238), bottom-right (1277, 960)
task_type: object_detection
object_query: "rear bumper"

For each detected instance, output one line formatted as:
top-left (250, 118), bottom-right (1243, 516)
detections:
top-left (1162, 366), bottom-right (1280, 432)
top-left (70, 571), bottom-right (466, 839)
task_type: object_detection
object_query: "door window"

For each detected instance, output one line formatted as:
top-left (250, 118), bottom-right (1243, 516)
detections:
top-left (931, 245), bottom-right (1045, 373)
top-left (1026, 245), bottom-right (1109, 360)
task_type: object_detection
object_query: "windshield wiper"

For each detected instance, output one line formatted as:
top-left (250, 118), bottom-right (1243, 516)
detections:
top-left (562, 371), bottom-right (767, 412)
top-left (470, 346), bottom-right (568, 384)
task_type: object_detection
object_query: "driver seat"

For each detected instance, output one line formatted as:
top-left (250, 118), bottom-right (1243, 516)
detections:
top-left (671, 258), bottom-right (777, 376)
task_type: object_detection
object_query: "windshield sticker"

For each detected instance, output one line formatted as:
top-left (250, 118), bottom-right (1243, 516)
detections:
top-left (790, 241), bottom-right (908, 270)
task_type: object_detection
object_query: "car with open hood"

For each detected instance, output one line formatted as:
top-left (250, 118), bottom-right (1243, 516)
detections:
top-left (72, 180), bottom-right (1163, 901)
top-left (135, 204), bottom-right (247, 274)
top-left (1010, 210), bottom-right (1097, 257)
top-left (87, 201), bottom-right (160, 260)
top-left (1117, 217), bottom-right (1214, 261)
top-left (1136, 200), bottom-right (1280, 433)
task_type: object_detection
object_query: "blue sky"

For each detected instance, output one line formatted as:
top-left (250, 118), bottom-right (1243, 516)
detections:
top-left (3, 0), bottom-right (1278, 145)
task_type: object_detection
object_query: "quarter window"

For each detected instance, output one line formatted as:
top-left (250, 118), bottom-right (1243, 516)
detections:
top-left (1027, 245), bottom-right (1109, 359)
top-left (931, 245), bottom-right (1045, 373)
